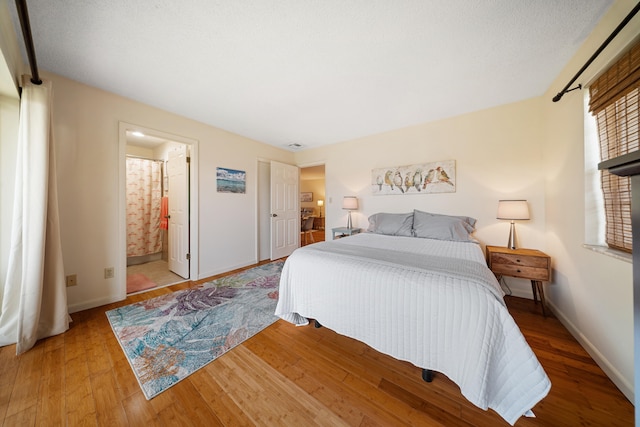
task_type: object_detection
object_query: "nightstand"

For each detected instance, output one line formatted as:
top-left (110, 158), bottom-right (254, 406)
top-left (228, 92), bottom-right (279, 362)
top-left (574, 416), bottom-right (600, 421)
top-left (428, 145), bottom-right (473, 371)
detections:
top-left (486, 246), bottom-right (551, 316)
top-left (332, 227), bottom-right (362, 239)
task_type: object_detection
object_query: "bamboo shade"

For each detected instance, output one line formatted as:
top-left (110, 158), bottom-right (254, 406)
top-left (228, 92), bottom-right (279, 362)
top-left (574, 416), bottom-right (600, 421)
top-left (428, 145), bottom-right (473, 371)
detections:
top-left (589, 40), bottom-right (640, 253)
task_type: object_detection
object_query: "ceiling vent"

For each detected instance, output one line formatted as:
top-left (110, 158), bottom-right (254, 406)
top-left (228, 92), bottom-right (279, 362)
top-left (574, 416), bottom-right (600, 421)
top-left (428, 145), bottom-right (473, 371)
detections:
top-left (287, 143), bottom-right (304, 150)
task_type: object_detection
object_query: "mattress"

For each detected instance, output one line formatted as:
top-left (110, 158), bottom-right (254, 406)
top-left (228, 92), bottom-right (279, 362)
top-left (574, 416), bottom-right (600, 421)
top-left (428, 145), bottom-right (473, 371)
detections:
top-left (275, 233), bottom-right (551, 425)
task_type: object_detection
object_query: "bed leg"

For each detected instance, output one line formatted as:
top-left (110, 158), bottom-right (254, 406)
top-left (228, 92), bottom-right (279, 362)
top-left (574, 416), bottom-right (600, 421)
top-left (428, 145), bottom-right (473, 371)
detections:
top-left (422, 369), bottom-right (434, 383)
top-left (314, 319), bottom-right (322, 328)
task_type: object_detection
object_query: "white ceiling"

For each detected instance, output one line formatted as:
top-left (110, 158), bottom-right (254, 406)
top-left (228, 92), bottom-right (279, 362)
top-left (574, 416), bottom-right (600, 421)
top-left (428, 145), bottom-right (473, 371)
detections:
top-left (10, 1), bottom-right (613, 151)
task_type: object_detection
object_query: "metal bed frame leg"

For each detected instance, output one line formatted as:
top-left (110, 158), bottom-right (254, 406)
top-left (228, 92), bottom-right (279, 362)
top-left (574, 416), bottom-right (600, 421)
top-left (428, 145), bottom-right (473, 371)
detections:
top-left (422, 369), bottom-right (434, 382)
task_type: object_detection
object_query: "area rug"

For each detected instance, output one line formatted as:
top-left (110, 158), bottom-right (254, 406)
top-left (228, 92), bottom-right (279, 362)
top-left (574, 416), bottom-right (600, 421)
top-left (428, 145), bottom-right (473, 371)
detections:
top-left (126, 273), bottom-right (158, 294)
top-left (107, 260), bottom-right (283, 399)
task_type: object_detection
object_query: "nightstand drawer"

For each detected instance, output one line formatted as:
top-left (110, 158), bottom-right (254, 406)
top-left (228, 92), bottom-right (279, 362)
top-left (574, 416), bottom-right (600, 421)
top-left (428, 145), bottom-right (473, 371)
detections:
top-left (489, 252), bottom-right (550, 281)
top-left (490, 253), bottom-right (548, 269)
top-left (490, 263), bottom-right (549, 281)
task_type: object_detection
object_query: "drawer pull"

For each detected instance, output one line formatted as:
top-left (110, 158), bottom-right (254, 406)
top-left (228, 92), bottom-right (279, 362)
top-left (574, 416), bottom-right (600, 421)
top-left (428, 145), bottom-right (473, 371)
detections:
top-left (516, 259), bottom-right (521, 263)
top-left (517, 269), bottom-right (521, 273)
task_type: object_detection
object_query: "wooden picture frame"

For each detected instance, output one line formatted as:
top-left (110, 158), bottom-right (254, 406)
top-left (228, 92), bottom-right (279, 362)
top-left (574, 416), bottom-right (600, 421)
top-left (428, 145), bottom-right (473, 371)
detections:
top-left (371, 160), bottom-right (456, 195)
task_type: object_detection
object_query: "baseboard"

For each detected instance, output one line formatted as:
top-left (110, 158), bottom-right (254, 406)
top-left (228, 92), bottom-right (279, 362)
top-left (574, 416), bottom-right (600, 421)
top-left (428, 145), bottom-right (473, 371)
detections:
top-left (198, 259), bottom-right (259, 282)
top-left (68, 294), bottom-right (125, 314)
top-left (68, 260), bottom-right (261, 313)
top-left (500, 277), bottom-right (534, 299)
top-left (546, 299), bottom-right (634, 403)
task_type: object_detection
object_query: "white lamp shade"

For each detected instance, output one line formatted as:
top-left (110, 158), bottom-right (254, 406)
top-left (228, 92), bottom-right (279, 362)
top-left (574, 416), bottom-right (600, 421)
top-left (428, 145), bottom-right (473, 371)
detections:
top-left (317, 199), bottom-right (324, 207)
top-left (342, 196), bottom-right (358, 210)
top-left (497, 200), bottom-right (530, 220)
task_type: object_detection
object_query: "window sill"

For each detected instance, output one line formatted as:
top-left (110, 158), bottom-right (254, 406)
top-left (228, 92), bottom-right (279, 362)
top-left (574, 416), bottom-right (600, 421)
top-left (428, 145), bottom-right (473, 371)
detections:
top-left (583, 244), bottom-right (632, 263)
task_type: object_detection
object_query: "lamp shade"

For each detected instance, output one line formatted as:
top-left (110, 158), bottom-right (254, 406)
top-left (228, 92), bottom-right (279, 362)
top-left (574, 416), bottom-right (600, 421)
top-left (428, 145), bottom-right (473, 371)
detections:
top-left (342, 196), bottom-right (358, 210)
top-left (497, 200), bottom-right (530, 220)
top-left (317, 199), bottom-right (324, 207)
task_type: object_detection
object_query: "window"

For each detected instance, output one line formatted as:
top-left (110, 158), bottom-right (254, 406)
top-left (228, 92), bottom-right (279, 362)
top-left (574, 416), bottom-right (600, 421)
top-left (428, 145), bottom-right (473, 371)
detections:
top-left (588, 40), bottom-right (640, 253)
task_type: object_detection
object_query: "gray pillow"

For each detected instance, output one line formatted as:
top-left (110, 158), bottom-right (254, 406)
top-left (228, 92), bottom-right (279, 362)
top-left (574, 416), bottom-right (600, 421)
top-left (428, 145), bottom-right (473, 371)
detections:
top-left (412, 210), bottom-right (476, 241)
top-left (367, 212), bottom-right (414, 237)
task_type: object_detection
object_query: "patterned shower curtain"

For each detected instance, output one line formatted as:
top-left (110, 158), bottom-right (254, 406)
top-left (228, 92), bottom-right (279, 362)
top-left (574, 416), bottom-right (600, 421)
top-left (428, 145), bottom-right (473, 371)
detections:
top-left (126, 158), bottom-right (162, 257)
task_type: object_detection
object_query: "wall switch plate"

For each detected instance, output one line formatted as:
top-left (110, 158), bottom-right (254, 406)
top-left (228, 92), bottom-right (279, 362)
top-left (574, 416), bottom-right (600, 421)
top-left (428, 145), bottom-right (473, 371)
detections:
top-left (104, 267), bottom-right (114, 279)
top-left (66, 274), bottom-right (77, 287)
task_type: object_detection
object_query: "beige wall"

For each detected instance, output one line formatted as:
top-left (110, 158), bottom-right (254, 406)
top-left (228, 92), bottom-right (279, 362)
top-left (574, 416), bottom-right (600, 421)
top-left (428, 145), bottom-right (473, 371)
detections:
top-left (295, 96), bottom-right (547, 274)
top-left (300, 178), bottom-right (325, 216)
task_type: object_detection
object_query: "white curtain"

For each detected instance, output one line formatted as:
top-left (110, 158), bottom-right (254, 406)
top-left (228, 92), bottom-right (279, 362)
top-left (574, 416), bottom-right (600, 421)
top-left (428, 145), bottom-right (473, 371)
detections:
top-left (126, 158), bottom-right (162, 257)
top-left (0, 77), bottom-right (69, 354)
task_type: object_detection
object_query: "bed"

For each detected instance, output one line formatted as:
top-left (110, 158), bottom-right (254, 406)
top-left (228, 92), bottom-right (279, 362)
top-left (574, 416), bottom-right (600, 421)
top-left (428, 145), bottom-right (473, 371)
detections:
top-left (275, 210), bottom-right (551, 425)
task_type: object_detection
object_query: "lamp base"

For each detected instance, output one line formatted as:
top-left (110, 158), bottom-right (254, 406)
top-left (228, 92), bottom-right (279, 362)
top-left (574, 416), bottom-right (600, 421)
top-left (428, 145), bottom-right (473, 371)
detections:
top-left (507, 221), bottom-right (516, 250)
top-left (346, 211), bottom-right (352, 229)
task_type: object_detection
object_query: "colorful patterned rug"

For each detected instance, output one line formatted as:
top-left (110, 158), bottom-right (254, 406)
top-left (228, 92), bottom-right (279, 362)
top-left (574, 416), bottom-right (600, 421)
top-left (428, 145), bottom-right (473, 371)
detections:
top-left (106, 260), bottom-right (283, 399)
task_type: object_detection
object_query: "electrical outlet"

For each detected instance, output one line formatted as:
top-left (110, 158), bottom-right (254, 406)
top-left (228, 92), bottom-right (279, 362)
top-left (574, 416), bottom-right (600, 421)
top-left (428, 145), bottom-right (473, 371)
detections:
top-left (104, 267), bottom-right (114, 279)
top-left (66, 274), bottom-right (77, 287)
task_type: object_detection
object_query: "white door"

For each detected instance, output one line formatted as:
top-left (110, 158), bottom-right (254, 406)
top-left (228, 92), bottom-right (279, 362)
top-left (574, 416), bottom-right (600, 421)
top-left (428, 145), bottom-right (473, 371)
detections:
top-left (167, 145), bottom-right (190, 278)
top-left (270, 161), bottom-right (299, 259)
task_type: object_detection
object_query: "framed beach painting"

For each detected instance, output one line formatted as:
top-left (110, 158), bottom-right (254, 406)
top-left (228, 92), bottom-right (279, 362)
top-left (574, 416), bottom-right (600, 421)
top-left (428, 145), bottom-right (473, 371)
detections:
top-left (217, 167), bottom-right (246, 194)
top-left (371, 160), bottom-right (456, 195)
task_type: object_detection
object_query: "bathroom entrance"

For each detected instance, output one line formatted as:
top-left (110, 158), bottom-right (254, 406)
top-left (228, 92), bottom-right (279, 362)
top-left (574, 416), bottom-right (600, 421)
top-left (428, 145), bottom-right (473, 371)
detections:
top-left (123, 127), bottom-right (193, 294)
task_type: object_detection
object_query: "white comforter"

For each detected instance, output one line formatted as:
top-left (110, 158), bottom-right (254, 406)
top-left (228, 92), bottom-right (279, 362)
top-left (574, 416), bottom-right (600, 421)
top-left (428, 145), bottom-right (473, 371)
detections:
top-left (275, 233), bottom-right (550, 425)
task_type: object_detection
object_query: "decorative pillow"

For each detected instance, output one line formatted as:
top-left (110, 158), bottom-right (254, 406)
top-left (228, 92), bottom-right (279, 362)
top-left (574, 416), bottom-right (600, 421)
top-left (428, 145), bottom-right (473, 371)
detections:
top-left (412, 209), bottom-right (476, 241)
top-left (367, 212), bottom-right (414, 237)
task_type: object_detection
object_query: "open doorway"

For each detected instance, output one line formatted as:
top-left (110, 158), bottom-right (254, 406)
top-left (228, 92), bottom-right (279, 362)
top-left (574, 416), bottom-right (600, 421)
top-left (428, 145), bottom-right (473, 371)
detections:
top-left (119, 123), bottom-right (199, 295)
top-left (258, 160), bottom-right (301, 262)
top-left (257, 161), bottom-right (325, 261)
top-left (300, 165), bottom-right (325, 246)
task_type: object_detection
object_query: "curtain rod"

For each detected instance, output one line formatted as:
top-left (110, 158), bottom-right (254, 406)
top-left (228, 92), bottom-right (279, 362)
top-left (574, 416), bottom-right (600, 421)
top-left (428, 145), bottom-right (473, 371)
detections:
top-left (15, 0), bottom-right (42, 85)
top-left (552, 1), bottom-right (640, 102)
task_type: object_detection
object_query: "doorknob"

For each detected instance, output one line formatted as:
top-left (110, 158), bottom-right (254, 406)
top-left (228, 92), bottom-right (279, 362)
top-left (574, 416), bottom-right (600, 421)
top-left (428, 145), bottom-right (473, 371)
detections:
top-left (271, 214), bottom-right (278, 217)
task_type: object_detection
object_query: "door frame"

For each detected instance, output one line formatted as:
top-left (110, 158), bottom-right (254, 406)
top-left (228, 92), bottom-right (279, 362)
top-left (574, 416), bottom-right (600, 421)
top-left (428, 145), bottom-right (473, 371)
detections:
top-left (118, 122), bottom-right (199, 299)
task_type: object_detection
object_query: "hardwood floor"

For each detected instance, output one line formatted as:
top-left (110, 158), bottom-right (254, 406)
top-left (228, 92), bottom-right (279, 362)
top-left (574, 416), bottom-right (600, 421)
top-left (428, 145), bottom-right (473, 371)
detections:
top-left (0, 262), bottom-right (633, 426)
top-left (301, 229), bottom-right (326, 246)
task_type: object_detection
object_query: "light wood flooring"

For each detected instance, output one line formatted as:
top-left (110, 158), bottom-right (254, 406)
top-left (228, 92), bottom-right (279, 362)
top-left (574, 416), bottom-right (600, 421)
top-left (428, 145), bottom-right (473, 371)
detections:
top-left (126, 260), bottom-right (185, 294)
top-left (301, 229), bottom-right (326, 246)
top-left (0, 261), bottom-right (633, 426)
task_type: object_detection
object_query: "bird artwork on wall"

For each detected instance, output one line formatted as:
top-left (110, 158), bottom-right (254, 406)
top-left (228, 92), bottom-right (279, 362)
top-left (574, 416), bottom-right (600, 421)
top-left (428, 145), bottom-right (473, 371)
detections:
top-left (371, 160), bottom-right (456, 195)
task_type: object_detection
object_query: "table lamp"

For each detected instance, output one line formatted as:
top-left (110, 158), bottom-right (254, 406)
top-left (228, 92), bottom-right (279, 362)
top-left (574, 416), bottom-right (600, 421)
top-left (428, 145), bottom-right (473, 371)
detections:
top-left (342, 196), bottom-right (358, 229)
top-left (497, 200), bottom-right (530, 249)
top-left (317, 199), bottom-right (324, 217)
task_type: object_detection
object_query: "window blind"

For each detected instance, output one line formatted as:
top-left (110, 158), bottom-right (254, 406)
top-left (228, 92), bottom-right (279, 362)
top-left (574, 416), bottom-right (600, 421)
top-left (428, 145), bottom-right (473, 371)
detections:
top-left (589, 40), bottom-right (640, 253)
